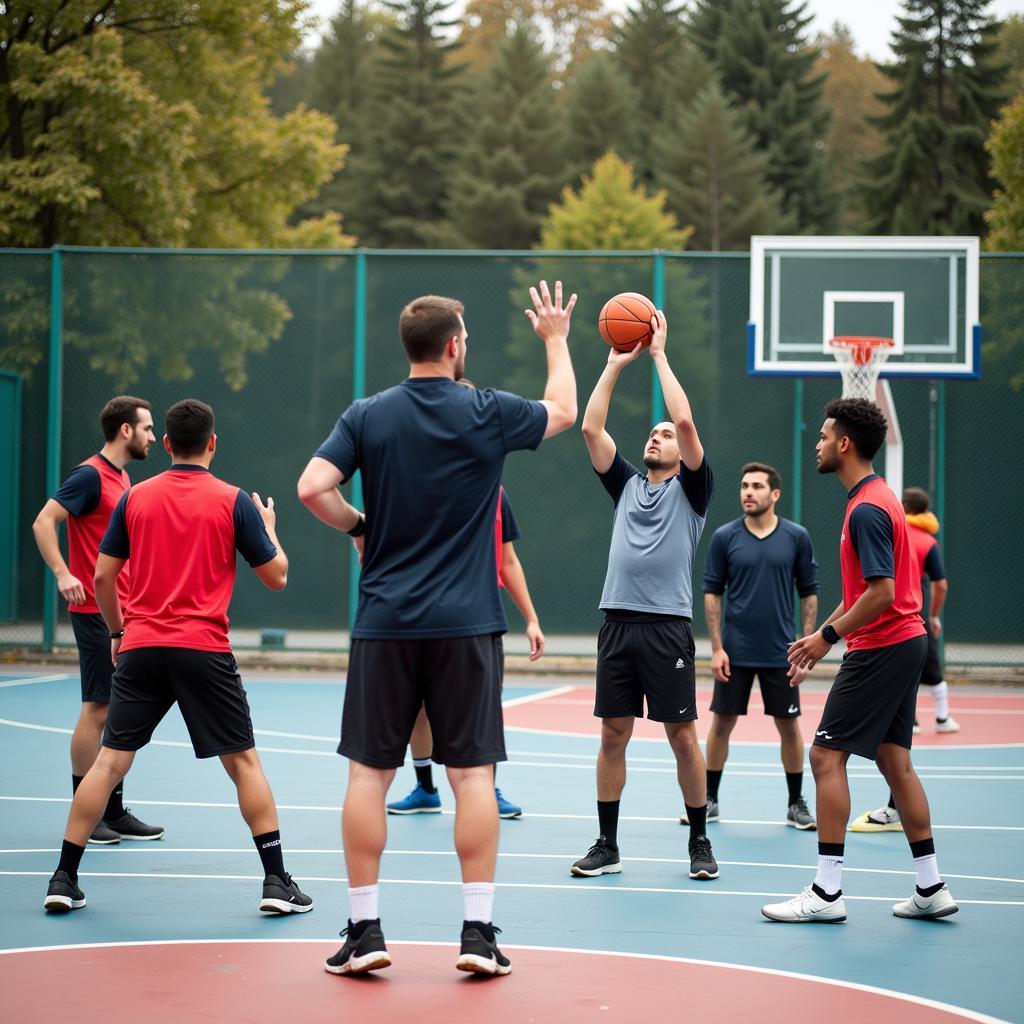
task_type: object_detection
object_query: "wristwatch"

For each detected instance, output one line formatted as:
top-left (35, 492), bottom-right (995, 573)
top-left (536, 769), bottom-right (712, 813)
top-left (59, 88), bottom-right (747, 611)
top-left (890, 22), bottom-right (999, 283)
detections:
top-left (109, 629), bottom-right (125, 639)
top-left (821, 623), bottom-right (841, 645)
top-left (346, 513), bottom-right (366, 538)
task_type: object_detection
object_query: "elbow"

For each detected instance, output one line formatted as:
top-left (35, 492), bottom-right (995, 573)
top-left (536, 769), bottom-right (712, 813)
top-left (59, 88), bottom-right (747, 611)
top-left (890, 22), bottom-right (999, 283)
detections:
top-left (296, 478), bottom-right (317, 507)
top-left (558, 403), bottom-right (578, 431)
top-left (271, 573), bottom-right (288, 592)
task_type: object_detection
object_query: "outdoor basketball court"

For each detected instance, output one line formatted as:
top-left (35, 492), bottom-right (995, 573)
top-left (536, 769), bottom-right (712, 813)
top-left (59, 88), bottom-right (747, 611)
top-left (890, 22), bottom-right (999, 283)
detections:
top-left (1, 668), bottom-right (1021, 1023)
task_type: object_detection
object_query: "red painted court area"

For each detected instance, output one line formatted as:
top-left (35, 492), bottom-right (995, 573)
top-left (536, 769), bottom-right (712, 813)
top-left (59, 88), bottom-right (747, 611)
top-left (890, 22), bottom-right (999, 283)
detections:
top-left (0, 941), bottom-right (988, 1024)
top-left (504, 686), bottom-right (1024, 745)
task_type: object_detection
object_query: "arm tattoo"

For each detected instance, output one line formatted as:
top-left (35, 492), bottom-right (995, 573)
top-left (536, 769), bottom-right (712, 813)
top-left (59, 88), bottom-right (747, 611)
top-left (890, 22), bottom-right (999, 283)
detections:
top-left (800, 594), bottom-right (818, 636)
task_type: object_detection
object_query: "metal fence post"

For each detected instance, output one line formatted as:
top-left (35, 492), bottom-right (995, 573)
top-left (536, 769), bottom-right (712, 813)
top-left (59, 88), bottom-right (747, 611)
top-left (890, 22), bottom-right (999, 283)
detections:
top-left (791, 378), bottom-right (804, 524)
top-left (42, 247), bottom-right (64, 652)
top-left (650, 250), bottom-right (666, 425)
top-left (347, 251), bottom-right (367, 637)
top-left (936, 379), bottom-right (946, 660)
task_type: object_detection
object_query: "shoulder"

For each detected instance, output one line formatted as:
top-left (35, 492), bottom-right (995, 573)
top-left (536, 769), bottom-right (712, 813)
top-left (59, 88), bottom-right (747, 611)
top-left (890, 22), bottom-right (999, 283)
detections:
top-left (779, 517), bottom-right (811, 539)
top-left (712, 518), bottom-right (742, 541)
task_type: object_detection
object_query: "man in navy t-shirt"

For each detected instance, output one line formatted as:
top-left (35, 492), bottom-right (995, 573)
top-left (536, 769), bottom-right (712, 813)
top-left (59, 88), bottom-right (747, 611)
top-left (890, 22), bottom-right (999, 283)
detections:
top-left (297, 282), bottom-right (577, 977)
top-left (702, 462), bottom-right (819, 829)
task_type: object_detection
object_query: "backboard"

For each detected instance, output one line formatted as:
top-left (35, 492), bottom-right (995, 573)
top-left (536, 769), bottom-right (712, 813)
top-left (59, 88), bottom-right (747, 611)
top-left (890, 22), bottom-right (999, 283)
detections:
top-left (748, 236), bottom-right (981, 379)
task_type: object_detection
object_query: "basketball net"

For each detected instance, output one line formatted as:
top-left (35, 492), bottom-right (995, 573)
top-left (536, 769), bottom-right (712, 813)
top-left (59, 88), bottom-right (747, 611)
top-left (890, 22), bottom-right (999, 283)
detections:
top-left (828, 336), bottom-right (894, 400)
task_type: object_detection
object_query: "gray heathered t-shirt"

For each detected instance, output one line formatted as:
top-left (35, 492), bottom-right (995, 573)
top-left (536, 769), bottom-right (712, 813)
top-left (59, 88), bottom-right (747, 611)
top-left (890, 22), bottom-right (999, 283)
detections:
top-left (597, 451), bottom-right (714, 617)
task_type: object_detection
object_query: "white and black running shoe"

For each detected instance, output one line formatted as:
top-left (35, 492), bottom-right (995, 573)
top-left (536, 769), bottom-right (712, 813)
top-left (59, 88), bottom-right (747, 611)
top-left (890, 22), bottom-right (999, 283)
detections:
top-left (43, 870), bottom-right (86, 913)
top-left (456, 920), bottom-right (511, 976)
top-left (325, 919), bottom-right (391, 974)
top-left (688, 834), bottom-right (719, 880)
top-left (570, 837), bottom-right (622, 877)
top-left (259, 874), bottom-right (313, 914)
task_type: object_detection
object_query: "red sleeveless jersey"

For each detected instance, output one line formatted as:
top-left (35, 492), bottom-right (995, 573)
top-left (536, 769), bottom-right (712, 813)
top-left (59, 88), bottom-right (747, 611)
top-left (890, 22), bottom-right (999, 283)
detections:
top-left (907, 525), bottom-right (938, 602)
top-left (840, 477), bottom-right (926, 651)
top-left (66, 454), bottom-right (130, 615)
top-left (119, 470), bottom-right (244, 652)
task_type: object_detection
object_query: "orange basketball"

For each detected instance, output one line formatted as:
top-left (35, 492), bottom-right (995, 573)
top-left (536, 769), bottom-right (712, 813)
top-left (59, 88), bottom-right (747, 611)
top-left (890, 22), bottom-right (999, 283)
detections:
top-left (598, 292), bottom-right (657, 351)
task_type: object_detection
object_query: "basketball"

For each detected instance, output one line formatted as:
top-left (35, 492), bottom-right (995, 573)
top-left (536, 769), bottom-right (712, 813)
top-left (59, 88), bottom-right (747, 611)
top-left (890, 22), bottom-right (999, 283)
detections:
top-left (598, 292), bottom-right (657, 351)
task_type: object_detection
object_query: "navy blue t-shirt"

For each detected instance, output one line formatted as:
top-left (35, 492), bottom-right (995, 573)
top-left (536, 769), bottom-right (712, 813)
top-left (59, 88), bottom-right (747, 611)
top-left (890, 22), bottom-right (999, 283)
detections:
top-left (314, 378), bottom-right (547, 639)
top-left (703, 517), bottom-right (819, 667)
top-left (500, 489), bottom-right (521, 544)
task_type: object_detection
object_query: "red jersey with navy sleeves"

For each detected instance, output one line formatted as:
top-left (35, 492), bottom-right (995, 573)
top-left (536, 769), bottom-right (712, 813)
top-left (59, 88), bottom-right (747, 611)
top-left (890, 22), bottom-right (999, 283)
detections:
top-left (840, 475), bottom-right (927, 651)
top-left (53, 453), bottom-right (130, 615)
top-left (98, 466), bottom-right (277, 653)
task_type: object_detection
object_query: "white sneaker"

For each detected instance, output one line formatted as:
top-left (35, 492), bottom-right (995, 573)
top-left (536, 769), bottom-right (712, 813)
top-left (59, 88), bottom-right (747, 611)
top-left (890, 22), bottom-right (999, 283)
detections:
top-left (912, 719), bottom-right (921, 735)
top-left (849, 805), bottom-right (903, 832)
top-left (935, 716), bottom-right (960, 733)
top-left (893, 883), bottom-right (959, 919)
top-left (761, 885), bottom-right (847, 923)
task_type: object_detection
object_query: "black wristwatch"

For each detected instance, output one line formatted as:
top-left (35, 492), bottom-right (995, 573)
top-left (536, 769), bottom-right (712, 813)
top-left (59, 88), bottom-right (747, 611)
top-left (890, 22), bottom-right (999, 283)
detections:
top-left (109, 629), bottom-right (125, 640)
top-left (346, 513), bottom-right (366, 538)
top-left (821, 623), bottom-right (841, 645)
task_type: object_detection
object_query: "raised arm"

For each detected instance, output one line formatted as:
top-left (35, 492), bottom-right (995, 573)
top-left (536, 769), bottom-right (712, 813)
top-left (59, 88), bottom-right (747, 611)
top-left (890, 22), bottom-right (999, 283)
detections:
top-left (581, 343), bottom-right (644, 473)
top-left (296, 456), bottom-right (363, 533)
top-left (32, 499), bottom-right (86, 605)
top-left (524, 280), bottom-right (578, 439)
top-left (649, 311), bottom-right (704, 471)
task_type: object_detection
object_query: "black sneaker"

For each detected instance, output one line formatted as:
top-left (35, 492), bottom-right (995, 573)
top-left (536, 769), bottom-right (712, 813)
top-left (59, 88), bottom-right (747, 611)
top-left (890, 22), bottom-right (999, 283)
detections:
top-left (103, 809), bottom-right (164, 841)
top-left (456, 920), bottom-right (511, 976)
top-left (688, 834), bottom-right (719, 880)
top-left (43, 870), bottom-right (86, 913)
top-left (324, 919), bottom-right (391, 974)
top-left (786, 796), bottom-right (816, 830)
top-left (88, 821), bottom-right (120, 845)
top-left (259, 874), bottom-right (314, 914)
top-left (570, 836), bottom-right (621, 877)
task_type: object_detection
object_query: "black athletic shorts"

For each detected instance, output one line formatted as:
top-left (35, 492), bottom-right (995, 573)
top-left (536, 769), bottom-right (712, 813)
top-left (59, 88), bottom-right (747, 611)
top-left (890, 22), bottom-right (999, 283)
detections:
top-left (920, 622), bottom-right (943, 686)
top-left (595, 614), bottom-right (697, 723)
top-left (103, 647), bottom-right (255, 759)
top-left (813, 634), bottom-right (928, 760)
top-left (70, 612), bottom-right (115, 703)
top-left (340, 634), bottom-right (506, 770)
top-left (710, 665), bottom-right (800, 718)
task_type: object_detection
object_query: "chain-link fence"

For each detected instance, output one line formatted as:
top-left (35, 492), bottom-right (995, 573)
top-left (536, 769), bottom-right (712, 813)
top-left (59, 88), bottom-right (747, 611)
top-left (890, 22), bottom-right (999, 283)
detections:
top-left (1, 248), bottom-right (1020, 668)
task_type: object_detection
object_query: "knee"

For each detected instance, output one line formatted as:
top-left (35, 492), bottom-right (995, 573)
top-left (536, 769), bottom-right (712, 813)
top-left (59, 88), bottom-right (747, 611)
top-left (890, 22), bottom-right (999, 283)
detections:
top-left (83, 702), bottom-right (109, 728)
top-left (221, 748), bottom-right (261, 782)
top-left (809, 745), bottom-right (839, 778)
top-left (710, 716), bottom-right (737, 739)
top-left (600, 726), bottom-right (630, 757)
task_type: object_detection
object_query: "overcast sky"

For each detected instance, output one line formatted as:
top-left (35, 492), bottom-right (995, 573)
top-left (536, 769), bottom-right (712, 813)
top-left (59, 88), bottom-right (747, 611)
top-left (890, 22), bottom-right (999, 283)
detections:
top-left (303, 0), bottom-right (1024, 60)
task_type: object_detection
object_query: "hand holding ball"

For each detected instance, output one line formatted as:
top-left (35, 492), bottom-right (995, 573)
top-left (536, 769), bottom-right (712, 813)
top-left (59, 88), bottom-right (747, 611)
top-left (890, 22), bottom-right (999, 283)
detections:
top-left (598, 292), bottom-right (657, 351)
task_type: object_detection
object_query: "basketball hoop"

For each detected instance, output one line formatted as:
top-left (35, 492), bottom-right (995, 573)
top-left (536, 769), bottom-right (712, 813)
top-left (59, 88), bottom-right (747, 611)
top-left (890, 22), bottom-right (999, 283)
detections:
top-left (828, 336), bottom-right (894, 400)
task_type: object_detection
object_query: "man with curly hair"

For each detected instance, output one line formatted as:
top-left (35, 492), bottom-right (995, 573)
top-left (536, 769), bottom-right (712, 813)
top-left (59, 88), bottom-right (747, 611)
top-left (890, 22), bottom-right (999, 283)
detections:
top-left (761, 398), bottom-right (957, 925)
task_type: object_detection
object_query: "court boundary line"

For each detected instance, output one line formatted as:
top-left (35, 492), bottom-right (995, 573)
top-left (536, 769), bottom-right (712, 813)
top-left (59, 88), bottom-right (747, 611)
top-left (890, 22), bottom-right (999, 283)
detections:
top-left (0, 674), bottom-right (72, 688)
top-left (0, 937), bottom-right (1009, 1023)
top-left (2, 870), bottom-right (1022, 906)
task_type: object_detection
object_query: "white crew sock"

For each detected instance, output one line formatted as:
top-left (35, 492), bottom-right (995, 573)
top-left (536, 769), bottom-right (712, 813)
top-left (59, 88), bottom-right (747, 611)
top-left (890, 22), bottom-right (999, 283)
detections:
top-left (412, 757), bottom-right (432, 768)
top-left (931, 681), bottom-right (950, 721)
top-left (814, 854), bottom-right (844, 895)
top-left (348, 883), bottom-right (379, 923)
top-left (914, 853), bottom-right (941, 889)
top-left (463, 881), bottom-right (495, 923)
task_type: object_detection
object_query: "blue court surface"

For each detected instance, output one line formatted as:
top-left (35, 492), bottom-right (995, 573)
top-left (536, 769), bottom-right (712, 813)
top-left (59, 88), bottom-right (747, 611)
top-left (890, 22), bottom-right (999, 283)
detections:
top-left (0, 670), bottom-right (1022, 1023)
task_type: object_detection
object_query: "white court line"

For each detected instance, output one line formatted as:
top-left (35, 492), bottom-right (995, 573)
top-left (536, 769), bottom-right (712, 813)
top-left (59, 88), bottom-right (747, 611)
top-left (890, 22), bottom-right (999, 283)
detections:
top-left (3, 794), bottom-right (1023, 831)
top-left (2, 869), bottom-right (1022, 907)
top-left (501, 684), bottom-right (576, 708)
top-left (0, 674), bottom-right (72, 688)
top-left (3, 846), bottom-right (1021, 885)
top-left (0, 939), bottom-right (1007, 1024)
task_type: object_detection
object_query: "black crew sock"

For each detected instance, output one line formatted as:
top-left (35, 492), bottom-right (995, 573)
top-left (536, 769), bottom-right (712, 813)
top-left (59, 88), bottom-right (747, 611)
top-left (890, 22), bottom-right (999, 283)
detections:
top-left (706, 769), bottom-right (723, 801)
top-left (685, 803), bottom-right (707, 841)
top-left (887, 791), bottom-right (897, 811)
top-left (253, 830), bottom-right (287, 879)
top-left (414, 762), bottom-right (436, 794)
top-left (811, 882), bottom-right (842, 902)
top-left (72, 774), bottom-right (84, 796)
top-left (785, 772), bottom-right (803, 804)
top-left (909, 836), bottom-right (936, 859)
top-left (917, 881), bottom-right (945, 897)
top-left (57, 839), bottom-right (86, 882)
top-left (597, 800), bottom-right (620, 848)
top-left (104, 781), bottom-right (125, 821)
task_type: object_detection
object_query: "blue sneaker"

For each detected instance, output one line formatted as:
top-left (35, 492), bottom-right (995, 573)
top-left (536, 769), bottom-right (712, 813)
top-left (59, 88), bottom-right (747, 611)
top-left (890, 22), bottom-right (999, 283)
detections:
top-left (495, 788), bottom-right (522, 819)
top-left (387, 783), bottom-right (442, 814)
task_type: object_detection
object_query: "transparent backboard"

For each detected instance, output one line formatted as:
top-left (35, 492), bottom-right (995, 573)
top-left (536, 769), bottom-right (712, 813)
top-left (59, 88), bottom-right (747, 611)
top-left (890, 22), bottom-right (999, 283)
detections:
top-left (748, 236), bottom-right (980, 379)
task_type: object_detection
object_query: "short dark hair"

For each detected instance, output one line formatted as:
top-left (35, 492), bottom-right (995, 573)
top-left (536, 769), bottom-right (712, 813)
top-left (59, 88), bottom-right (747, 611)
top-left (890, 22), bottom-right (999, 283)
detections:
top-left (824, 398), bottom-right (888, 461)
top-left (741, 461), bottom-right (781, 491)
top-left (903, 486), bottom-right (930, 514)
top-left (99, 396), bottom-right (150, 442)
top-left (399, 295), bottom-right (465, 363)
top-left (165, 399), bottom-right (215, 457)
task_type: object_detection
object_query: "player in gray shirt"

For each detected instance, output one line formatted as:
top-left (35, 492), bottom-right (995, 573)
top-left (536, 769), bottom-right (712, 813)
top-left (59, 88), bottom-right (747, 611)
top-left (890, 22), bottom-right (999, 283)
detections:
top-left (571, 309), bottom-right (717, 883)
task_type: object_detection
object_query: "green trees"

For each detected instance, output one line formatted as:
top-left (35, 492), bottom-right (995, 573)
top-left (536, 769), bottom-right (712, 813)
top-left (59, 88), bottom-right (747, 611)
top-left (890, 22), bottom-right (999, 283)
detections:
top-left (0, 0), bottom-right (347, 248)
top-left (448, 23), bottom-right (566, 248)
top-left (654, 82), bottom-right (791, 250)
top-left (859, 0), bottom-right (1007, 235)
top-left (986, 93), bottom-right (1024, 252)
top-left (688, 0), bottom-right (835, 232)
top-left (564, 53), bottom-right (639, 181)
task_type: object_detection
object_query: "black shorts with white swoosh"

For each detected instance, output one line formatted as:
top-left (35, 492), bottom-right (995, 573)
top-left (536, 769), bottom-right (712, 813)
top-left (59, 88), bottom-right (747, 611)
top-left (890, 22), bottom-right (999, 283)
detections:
top-left (710, 665), bottom-right (799, 718)
top-left (812, 634), bottom-right (928, 760)
top-left (595, 612), bottom-right (697, 723)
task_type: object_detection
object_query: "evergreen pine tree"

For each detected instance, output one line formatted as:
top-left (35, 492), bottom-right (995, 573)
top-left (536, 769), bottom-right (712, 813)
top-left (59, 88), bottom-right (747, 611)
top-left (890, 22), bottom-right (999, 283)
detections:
top-left (858, 0), bottom-right (1008, 235)
top-left (564, 52), bottom-right (640, 182)
top-left (341, 0), bottom-right (466, 246)
top-left (448, 23), bottom-right (567, 248)
top-left (654, 82), bottom-right (792, 250)
top-left (688, 0), bottom-right (836, 231)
